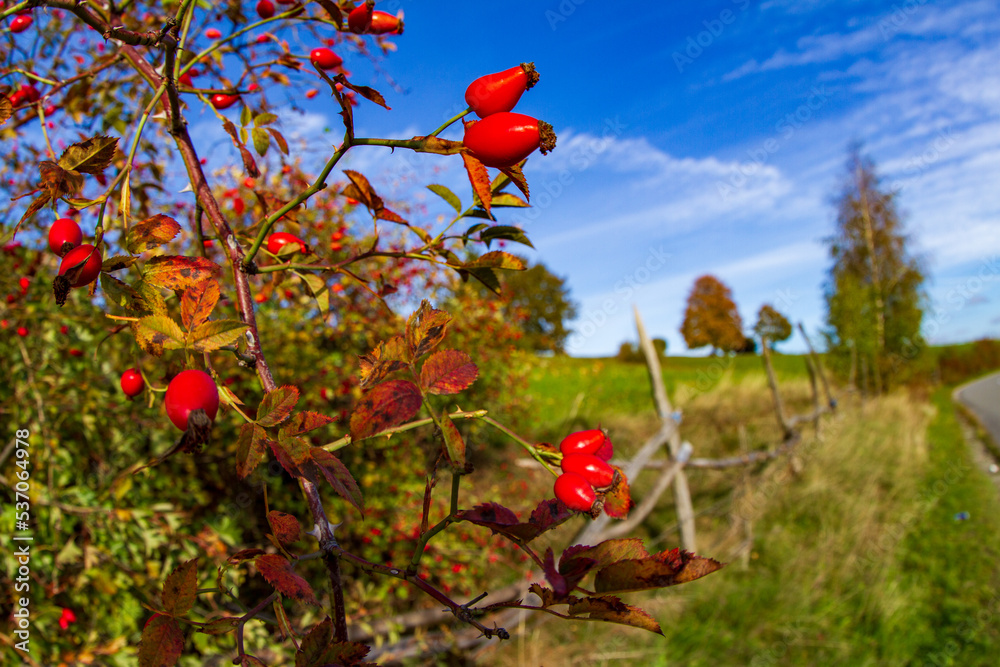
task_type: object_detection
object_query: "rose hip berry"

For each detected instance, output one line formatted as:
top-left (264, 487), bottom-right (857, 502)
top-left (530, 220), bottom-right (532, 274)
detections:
top-left (267, 232), bottom-right (306, 254)
top-left (367, 11), bottom-right (402, 34)
top-left (310, 47), bottom-right (342, 70)
top-left (9, 14), bottom-right (32, 33)
top-left (463, 112), bottom-right (556, 169)
top-left (58, 244), bottom-right (102, 288)
top-left (560, 453), bottom-right (615, 489)
top-left (347, 2), bottom-right (373, 33)
top-left (164, 369), bottom-right (220, 431)
top-left (120, 369), bottom-right (145, 398)
top-left (48, 218), bottom-right (83, 256)
top-left (559, 429), bottom-right (608, 456)
top-left (256, 0), bottom-right (275, 18)
top-left (465, 63), bottom-right (539, 118)
top-left (554, 473), bottom-right (597, 512)
top-left (211, 93), bottom-right (239, 109)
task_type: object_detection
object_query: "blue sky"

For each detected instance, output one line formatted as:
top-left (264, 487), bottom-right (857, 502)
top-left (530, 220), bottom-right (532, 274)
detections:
top-left (195, 1), bottom-right (998, 355)
top-left (288, 0), bottom-right (999, 357)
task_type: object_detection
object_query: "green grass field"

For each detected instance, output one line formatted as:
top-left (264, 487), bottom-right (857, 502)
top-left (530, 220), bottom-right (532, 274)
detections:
top-left (478, 354), bottom-right (1000, 666)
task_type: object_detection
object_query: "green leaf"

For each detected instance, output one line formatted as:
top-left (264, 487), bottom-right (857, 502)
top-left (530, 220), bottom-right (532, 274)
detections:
top-left (427, 184), bottom-right (462, 213)
top-left (189, 319), bottom-right (249, 353)
top-left (490, 192), bottom-right (530, 208)
top-left (480, 225), bottom-right (534, 249)
top-left (438, 414), bottom-right (466, 469)
top-left (257, 386), bottom-right (300, 427)
top-left (251, 127), bottom-right (270, 156)
top-left (462, 267), bottom-right (501, 294)
top-left (135, 315), bottom-right (186, 354)
top-left (254, 112), bottom-right (278, 127)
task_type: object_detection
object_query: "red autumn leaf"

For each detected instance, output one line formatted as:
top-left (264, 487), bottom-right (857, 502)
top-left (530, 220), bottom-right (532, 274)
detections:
top-left (376, 207), bottom-right (407, 223)
top-left (405, 300), bottom-right (452, 359)
top-left (126, 214), bottom-right (182, 254)
top-left (342, 169), bottom-right (383, 211)
top-left (358, 335), bottom-right (410, 388)
top-left (499, 161), bottom-right (530, 201)
top-left (566, 595), bottom-right (663, 635)
top-left (257, 385), bottom-right (299, 427)
top-left (160, 558), bottom-right (198, 616)
top-left (310, 448), bottom-right (364, 515)
top-left (144, 255), bottom-right (221, 291)
top-left (601, 466), bottom-right (632, 520)
top-left (561, 538), bottom-right (648, 575)
top-left (594, 549), bottom-right (724, 594)
top-left (455, 499), bottom-right (576, 543)
top-left (255, 554), bottom-right (319, 605)
top-left (461, 150), bottom-right (492, 215)
top-left (236, 423), bottom-right (272, 479)
top-left (270, 436), bottom-right (312, 478)
top-left (267, 511), bottom-right (302, 545)
top-left (138, 614), bottom-right (184, 667)
top-left (349, 379), bottom-right (422, 440)
top-left (420, 349), bottom-right (478, 395)
top-left (280, 411), bottom-right (337, 437)
top-left (227, 548), bottom-right (266, 565)
top-left (180, 279), bottom-right (220, 330)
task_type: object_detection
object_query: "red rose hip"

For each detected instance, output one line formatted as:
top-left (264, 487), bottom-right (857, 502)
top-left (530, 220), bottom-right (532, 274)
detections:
top-left (48, 218), bottom-right (83, 256)
top-left (554, 473), bottom-right (597, 512)
top-left (310, 47), bottom-right (342, 70)
top-left (256, 0), bottom-right (275, 18)
top-left (465, 63), bottom-right (539, 118)
top-left (367, 11), bottom-right (402, 34)
top-left (560, 453), bottom-right (615, 489)
top-left (120, 369), bottom-right (145, 398)
top-left (211, 93), bottom-right (239, 109)
top-left (267, 232), bottom-right (306, 254)
top-left (165, 369), bottom-right (219, 431)
top-left (58, 244), bottom-right (102, 287)
top-left (463, 112), bottom-right (555, 169)
top-left (559, 429), bottom-right (607, 456)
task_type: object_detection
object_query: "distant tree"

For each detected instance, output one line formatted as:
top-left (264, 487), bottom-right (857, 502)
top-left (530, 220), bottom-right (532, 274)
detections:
top-left (495, 259), bottom-right (578, 353)
top-left (754, 304), bottom-right (792, 349)
top-left (653, 337), bottom-right (668, 357)
top-left (824, 146), bottom-right (926, 392)
top-left (680, 275), bottom-right (745, 355)
top-left (616, 338), bottom-right (667, 363)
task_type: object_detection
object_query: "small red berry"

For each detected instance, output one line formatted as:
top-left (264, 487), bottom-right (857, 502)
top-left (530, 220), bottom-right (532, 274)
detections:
top-left (267, 232), bottom-right (306, 255)
top-left (48, 218), bottom-right (83, 256)
top-left (559, 429), bottom-right (607, 456)
top-left (368, 11), bottom-right (402, 34)
top-left (211, 93), bottom-right (239, 109)
top-left (347, 2), bottom-right (373, 33)
top-left (120, 368), bottom-right (145, 398)
top-left (9, 14), bottom-right (32, 33)
top-left (21, 84), bottom-right (40, 103)
top-left (465, 63), bottom-right (539, 118)
top-left (310, 47), bottom-right (342, 70)
top-left (58, 244), bottom-right (102, 288)
top-left (164, 369), bottom-right (219, 431)
top-left (19, 277), bottom-right (30, 292)
top-left (463, 112), bottom-right (555, 169)
top-left (256, 0), bottom-right (275, 18)
top-left (205, 28), bottom-right (222, 39)
top-left (60, 325), bottom-right (69, 334)
top-left (554, 473), bottom-right (596, 512)
top-left (68, 348), bottom-right (83, 357)
top-left (305, 88), bottom-right (319, 99)
top-left (560, 453), bottom-right (615, 489)
top-left (17, 326), bottom-right (29, 337)
top-left (243, 177), bottom-right (256, 189)
top-left (254, 292), bottom-right (267, 303)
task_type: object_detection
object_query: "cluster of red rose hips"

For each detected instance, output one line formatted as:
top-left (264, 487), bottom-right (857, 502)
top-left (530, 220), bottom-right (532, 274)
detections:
top-left (553, 429), bottom-right (616, 513)
top-left (347, 2), bottom-right (403, 35)
top-left (461, 63), bottom-right (555, 169)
